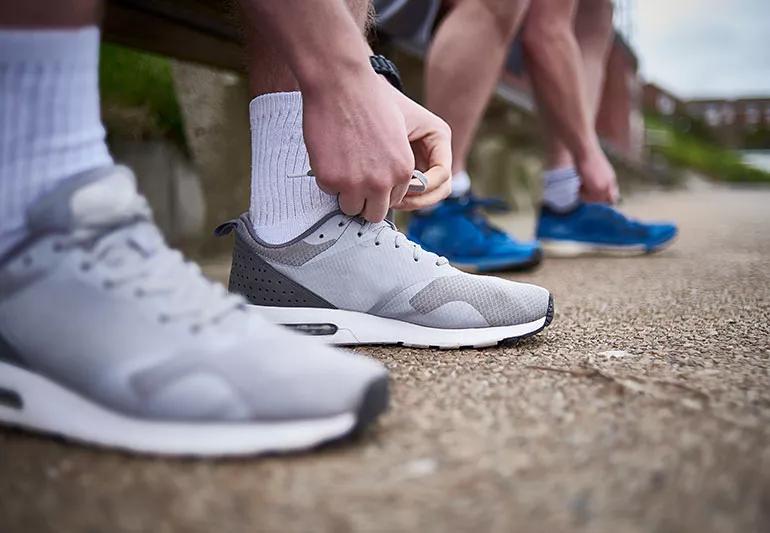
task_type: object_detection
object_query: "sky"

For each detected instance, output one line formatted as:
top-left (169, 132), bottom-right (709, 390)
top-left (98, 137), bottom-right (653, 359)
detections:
top-left (632, 0), bottom-right (770, 99)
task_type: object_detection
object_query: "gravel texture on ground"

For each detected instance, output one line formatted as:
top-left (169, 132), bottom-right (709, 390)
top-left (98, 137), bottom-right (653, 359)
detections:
top-left (1, 185), bottom-right (768, 533)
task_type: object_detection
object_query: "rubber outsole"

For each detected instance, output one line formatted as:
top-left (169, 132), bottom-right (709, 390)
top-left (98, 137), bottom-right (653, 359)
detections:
top-left (352, 376), bottom-right (389, 435)
top-left (541, 236), bottom-right (677, 258)
top-left (500, 293), bottom-right (554, 346)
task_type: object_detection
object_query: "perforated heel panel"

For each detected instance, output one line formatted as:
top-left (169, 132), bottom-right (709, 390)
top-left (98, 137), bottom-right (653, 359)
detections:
top-left (228, 236), bottom-right (336, 309)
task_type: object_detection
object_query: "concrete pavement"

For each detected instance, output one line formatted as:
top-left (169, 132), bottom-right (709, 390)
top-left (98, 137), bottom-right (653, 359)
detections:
top-left (1, 185), bottom-right (768, 533)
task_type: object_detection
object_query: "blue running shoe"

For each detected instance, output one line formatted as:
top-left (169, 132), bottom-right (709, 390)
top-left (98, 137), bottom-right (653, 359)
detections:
top-left (407, 195), bottom-right (542, 272)
top-left (536, 202), bottom-right (678, 257)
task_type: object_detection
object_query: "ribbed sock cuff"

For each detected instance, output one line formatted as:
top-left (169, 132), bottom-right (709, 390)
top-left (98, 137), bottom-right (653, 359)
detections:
top-left (542, 167), bottom-right (580, 212)
top-left (248, 91), bottom-right (338, 244)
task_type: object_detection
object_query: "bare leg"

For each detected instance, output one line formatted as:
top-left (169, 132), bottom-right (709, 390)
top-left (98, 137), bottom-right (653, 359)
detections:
top-left (425, 0), bottom-right (530, 175)
top-left (521, 0), bottom-right (616, 203)
top-left (540, 0), bottom-right (614, 170)
top-left (0, 0), bottom-right (101, 26)
top-left (239, 0), bottom-right (373, 96)
top-left (574, 0), bottom-right (615, 117)
top-left (521, 0), bottom-right (593, 168)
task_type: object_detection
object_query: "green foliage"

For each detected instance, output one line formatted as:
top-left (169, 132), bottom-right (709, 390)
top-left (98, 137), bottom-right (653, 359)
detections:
top-left (99, 43), bottom-right (186, 146)
top-left (743, 126), bottom-right (770, 150)
top-left (646, 115), bottom-right (770, 184)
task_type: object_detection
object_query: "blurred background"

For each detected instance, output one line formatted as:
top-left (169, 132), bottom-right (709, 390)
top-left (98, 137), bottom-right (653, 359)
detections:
top-left (98, 0), bottom-right (769, 258)
top-left (3, 3), bottom-right (768, 532)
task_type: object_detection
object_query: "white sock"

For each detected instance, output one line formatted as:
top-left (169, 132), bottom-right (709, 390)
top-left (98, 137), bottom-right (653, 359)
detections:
top-left (542, 167), bottom-right (580, 212)
top-left (450, 169), bottom-right (472, 197)
top-left (248, 92), bottom-right (338, 244)
top-left (0, 27), bottom-right (112, 257)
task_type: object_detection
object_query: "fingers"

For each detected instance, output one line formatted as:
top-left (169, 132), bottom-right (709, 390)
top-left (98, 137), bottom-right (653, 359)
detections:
top-left (338, 192), bottom-right (365, 217)
top-left (361, 191), bottom-right (391, 222)
top-left (392, 172), bottom-right (452, 210)
top-left (322, 168), bottom-right (411, 222)
top-left (413, 130), bottom-right (452, 195)
top-left (340, 185), bottom-right (403, 222)
top-left (389, 182), bottom-right (409, 207)
top-left (580, 177), bottom-right (616, 204)
top-left (610, 182), bottom-right (620, 204)
top-left (420, 164), bottom-right (451, 195)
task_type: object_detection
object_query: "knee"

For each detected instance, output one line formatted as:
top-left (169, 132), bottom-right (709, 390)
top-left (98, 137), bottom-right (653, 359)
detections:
top-left (470, 0), bottom-right (531, 39)
top-left (576, 0), bottom-right (614, 35)
top-left (521, 0), bottom-right (575, 45)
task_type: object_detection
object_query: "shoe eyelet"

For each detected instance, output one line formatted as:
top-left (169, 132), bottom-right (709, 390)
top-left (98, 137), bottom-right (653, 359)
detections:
top-left (319, 234), bottom-right (324, 239)
top-left (357, 232), bottom-right (363, 237)
top-left (395, 244), bottom-right (400, 249)
top-left (338, 222), bottom-right (345, 227)
top-left (414, 258), bottom-right (419, 262)
top-left (374, 241), bottom-right (380, 246)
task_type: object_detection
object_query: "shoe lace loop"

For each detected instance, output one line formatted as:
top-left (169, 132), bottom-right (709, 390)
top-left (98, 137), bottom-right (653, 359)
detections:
top-left (58, 202), bottom-right (244, 331)
top-left (453, 194), bottom-right (510, 236)
top-left (350, 216), bottom-right (448, 266)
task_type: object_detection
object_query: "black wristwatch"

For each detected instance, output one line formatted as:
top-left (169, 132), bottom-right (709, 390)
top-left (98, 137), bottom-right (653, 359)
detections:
top-left (370, 54), bottom-right (404, 93)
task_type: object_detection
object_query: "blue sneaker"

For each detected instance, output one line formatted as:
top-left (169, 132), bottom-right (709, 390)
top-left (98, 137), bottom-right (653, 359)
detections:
top-left (536, 202), bottom-right (678, 257)
top-left (407, 195), bottom-right (542, 272)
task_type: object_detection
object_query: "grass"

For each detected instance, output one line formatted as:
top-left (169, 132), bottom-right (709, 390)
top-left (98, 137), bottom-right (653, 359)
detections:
top-left (646, 115), bottom-right (770, 184)
top-left (99, 43), bottom-right (186, 147)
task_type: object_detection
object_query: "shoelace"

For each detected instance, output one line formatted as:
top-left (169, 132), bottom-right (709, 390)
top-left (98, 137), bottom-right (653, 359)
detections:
top-left (343, 216), bottom-right (449, 266)
top-left (593, 204), bottom-right (646, 232)
top-left (451, 195), bottom-right (509, 237)
top-left (55, 201), bottom-right (245, 333)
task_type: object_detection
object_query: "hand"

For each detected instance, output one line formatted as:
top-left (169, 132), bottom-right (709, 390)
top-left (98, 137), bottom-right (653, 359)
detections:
top-left (386, 83), bottom-right (453, 211)
top-left (576, 150), bottom-right (619, 204)
top-left (302, 69), bottom-right (415, 223)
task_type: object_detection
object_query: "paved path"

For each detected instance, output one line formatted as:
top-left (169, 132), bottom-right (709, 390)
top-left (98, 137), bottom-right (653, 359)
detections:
top-left (2, 185), bottom-right (768, 533)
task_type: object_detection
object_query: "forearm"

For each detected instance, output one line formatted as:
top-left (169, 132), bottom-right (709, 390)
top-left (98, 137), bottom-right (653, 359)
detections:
top-left (522, 6), bottom-right (601, 162)
top-left (239, 0), bottom-right (374, 94)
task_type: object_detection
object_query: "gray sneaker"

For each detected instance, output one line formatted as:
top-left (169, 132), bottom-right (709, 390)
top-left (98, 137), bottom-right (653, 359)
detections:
top-left (216, 212), bottom-right (554, 349)
top-left (0, 166), bottom-right (388, 457)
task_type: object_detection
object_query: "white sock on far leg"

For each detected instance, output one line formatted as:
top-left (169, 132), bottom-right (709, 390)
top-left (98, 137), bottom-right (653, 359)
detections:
top-left (542, 167), bottom-right (580, 212)
top-left (0, 27), bottom-right (112, 257)
top-left (248, 91), bottom-right (338, 244)
top-left (450, 169), bottom-right (471, 198)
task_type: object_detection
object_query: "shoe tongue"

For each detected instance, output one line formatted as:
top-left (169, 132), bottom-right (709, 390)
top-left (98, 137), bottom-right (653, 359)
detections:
top-left (27, 165), bottom-right (149, 234)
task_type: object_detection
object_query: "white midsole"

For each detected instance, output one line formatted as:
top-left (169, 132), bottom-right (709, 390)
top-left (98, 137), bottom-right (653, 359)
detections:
top-left (0, 362), bottom-right (356, 457)
top-left (253, 306), bottom-right (548, 348)
top-left (541, 239), bottom-right (650, 258)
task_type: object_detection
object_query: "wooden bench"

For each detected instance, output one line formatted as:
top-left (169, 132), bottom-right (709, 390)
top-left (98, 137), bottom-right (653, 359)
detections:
top-left (103, 0), bottom-right (646, 168)
top-left (104, 0), bottom-right (243, 71)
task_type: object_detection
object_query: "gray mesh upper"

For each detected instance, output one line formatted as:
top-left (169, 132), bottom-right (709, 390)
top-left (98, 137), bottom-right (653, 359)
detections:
top-left (255, 238), bottom-right (336, 266)
top-left (229, 212), bottom-right (551, 329)
top-left (409, 275), bottom-right (548, 326)
top-left (0, 167), bottom-right (387, 422)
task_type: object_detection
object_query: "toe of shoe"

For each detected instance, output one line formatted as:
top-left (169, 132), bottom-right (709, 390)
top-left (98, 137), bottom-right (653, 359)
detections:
top-left (647, 223), bottom-right (678, 249)
top-left (521, 283), bottom-right (552, 324)
top-left (493, 280), bottom-right (552, 325)
top-left (276, 343), bottom-right (389, 422)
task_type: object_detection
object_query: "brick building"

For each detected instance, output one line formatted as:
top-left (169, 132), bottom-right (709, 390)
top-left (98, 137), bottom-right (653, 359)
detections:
top-left (643, 83), bottom-right (770, 148)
